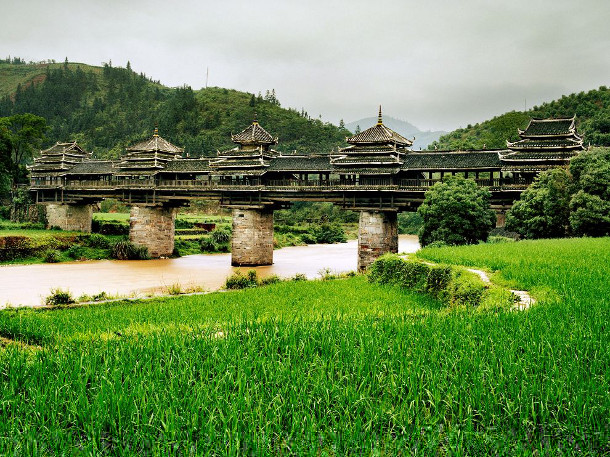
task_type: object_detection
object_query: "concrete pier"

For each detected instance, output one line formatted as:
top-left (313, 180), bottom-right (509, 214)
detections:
top-left (129, 206), bottom-right (177, 258)
top-left (357, 210), bottom-right (398, 271)
top-left (231, 207), bottom-right (274, 266)
top-left (46, 203), bottom-right (93, 232)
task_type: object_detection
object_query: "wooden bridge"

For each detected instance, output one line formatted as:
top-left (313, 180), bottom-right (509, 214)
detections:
top-left (28, 114), bottom-right (582, 270)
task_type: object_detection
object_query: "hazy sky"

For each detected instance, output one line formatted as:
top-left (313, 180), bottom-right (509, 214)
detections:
top-left (2, 0), bottom-right (609, 131)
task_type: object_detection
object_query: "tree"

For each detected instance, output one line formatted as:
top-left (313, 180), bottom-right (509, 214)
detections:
top-left (505, 168), bottom-right (573, 239)
top-left (417, 176), bottom-right (495, 247)
top-left (568, 148), bottom-right (610, 236)
top-left (0, 114), bottom-right (48, 185)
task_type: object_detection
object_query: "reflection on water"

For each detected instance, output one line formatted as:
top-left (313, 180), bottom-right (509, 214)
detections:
top-left (0, 235), bottom-right (419, 308)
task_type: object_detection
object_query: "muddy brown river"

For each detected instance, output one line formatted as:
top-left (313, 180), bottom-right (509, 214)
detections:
top-left (0, 235), bottom-right (419, 308)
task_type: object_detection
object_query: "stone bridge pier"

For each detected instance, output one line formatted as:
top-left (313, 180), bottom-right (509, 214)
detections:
top-left (129, 205), bottom-right (177, 258)
top-left (358, 210), bottom-right (398, 271)
top-left (231, 206), bottom-right (274, 266)
top-left (46, 203), bottom-right (93, 232)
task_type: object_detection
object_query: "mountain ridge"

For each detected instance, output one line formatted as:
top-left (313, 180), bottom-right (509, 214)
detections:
top-left (345, 116), bottom-right (446, 150)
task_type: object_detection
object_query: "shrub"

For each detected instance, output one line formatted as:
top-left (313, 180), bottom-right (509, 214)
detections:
top-left (425, 265), bottom-right (452, 299)
top-left (86, 233), bottom-right (111, 248)
top-left (313, 223), bottom-right (346, 244)
top-left (291, 273), bottom-right (307, 281)
top-left (259, 274), bottom-right (282, 286)
top-left (450, 271), bottom-right (486, 306)
top-left (92, 220), bottom-right (129, 236)
top-left (45, 288), bottom-right (75, 307)
top-left (211, 227), bottom-right (231, 244)
top-left (66, 245), bottom-right (84, 260)
top-left (368, 255), bottom-right (486, 307)
top-left (225, 270), bottom-right (259, 289)
top-left (43, 249), bottom-right (61, 263)
top-left (199, 237), bottom-right (219, 253)
top-left (300, 233), bottom-right (317, 244)
top-left (111, 241), bottom-right (150, 260)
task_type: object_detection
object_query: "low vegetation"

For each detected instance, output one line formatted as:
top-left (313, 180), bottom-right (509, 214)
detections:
top-left (0, 238), bottom-right (607, 453)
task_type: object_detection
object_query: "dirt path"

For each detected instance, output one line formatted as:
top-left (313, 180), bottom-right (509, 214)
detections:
top-left (466, 268), bottom-right (535, 310)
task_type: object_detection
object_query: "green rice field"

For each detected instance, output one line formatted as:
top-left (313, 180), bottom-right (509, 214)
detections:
top-left (0, 238), bottom-right (608, 454)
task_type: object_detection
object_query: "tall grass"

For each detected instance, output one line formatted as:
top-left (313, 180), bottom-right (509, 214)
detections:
top-left (0, 239), bottom-right (608, 453)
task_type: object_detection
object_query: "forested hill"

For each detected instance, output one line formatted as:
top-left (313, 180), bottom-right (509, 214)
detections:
top-left (0, 60), bottom-right (351, 157)
top-left (428, 86), bottom-right (610, 150)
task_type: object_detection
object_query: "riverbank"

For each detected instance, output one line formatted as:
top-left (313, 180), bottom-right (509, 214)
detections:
top-left (0, 235), bottom-right (420, 307)
top-left (0, 237), bottom-right (607, 453)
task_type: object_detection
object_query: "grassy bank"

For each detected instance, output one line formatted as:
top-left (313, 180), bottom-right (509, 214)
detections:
top-left (0, 238), bottom-right (608, 453)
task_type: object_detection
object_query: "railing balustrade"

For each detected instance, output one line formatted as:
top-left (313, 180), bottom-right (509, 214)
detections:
top-left (56, 177), bottom-right (533, 191)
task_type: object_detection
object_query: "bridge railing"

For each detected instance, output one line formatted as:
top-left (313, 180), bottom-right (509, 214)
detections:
top-left (60, 177), bottom-right (533, 191)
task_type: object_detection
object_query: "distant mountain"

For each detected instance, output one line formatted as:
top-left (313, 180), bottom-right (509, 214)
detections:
top-left (429, 86), bottom-right (610, 150)
top-left (345, 116), bottom-right (446, 150)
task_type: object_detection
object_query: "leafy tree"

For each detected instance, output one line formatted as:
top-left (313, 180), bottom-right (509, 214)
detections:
top-left (0, 113), bottom-right (47, 185)
top-left (417, 176), bottom-right (495, 247)
top-left (505, 168), bottom-right (573, 239)
top-left (568, 148), bottom-right (610, 236)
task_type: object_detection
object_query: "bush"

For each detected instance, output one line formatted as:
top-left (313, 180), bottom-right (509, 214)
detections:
top-left (199, 237), bottom-right (218, 253)
top-left (111, 241), bottom-right (150, 260)
top-left (313, 223), bottom-right (346, 244)
top-left (43, 249), bottom-right (61, 263)
top-left (368, 255), bottom-right (486, 307)
top-left (45, 288), bottom-right (75, 307)
top-left (450, 271), bottom-right (486, 306)
top-left (66, 245), bottom-right (85, 260)
top-left (259, 274), bottom-right (282, 286)
top-left (291, 273), bottom-right (307, 281)
top-left (211, 227), bottom-right (231, 244)
top-left (78, 233), bottom-right (111, 249)
top-left (225, 269), bottom-right (259, 289)
top-left (92, 220), bottom-right (129, 235)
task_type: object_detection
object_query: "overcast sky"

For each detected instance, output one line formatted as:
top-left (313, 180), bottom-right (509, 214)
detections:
top-left (2, 0), bottom-right (609, 131)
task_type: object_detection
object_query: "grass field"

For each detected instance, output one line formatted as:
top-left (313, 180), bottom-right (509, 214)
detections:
top-left (0, 238), bottom-right (608, 454)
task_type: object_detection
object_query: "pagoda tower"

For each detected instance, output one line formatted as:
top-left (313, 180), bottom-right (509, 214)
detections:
top-left (28, 141), bottom-right (91, 186)
top-left (331, 107), bottom-right (413, 184)
top-left (209, 116), bottom-right (278, 180)
top-left (116, 127), bottom-right (183, 179)
top-left (501, 116), bottom-right (584, 174)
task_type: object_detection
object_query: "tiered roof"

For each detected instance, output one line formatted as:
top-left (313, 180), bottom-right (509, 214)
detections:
top-left (331, 107), bottom-right (413, 174)
top-left (210, 118), bottom-right (279, 175)
top-left (116, 127), bottom-right (183, 176)
top-left (29, 142), bottom-right (91, 177)
top-left (504, 116), bottom-right (584, 160)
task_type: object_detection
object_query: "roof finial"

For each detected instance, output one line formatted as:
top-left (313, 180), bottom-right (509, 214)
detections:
top-left (153, 123), bottom-right (159, 137)
top-left (253, 112), bottom-right (258, 125)
top-left (377, 105), bottom-right (383, 126)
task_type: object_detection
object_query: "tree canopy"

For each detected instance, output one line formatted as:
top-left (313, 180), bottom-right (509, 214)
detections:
top-left (417, 176), bottom-right (496, 247)
top-left (505, 147), bottom-right (610, 239)
top-left (505, 168), bottom-right (572, 239)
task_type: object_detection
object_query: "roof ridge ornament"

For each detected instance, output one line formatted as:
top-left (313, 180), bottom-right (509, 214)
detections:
top-left (377, 105), bottom-right (383, 126)
top-left (153, 124), bottom-right (159, 138)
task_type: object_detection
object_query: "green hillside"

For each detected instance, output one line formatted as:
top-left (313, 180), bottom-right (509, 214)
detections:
top-left (0, 60), bottom-right (351, 158)
top-left (429, 86), bottom-right (610, 150)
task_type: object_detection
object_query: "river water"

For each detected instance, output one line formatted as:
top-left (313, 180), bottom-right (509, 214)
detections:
top-left (0, 235), bottom-right (419, 308)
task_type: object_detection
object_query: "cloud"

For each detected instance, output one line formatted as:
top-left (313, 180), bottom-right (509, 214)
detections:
top-left (1, 0), bottom-right (608, 131)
